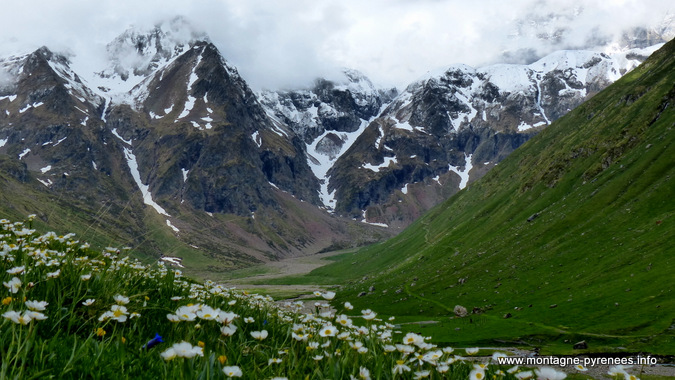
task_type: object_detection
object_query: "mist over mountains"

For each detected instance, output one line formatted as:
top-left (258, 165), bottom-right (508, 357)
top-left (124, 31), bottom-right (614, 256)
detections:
top-left (1, 1), bottom-right (673, 89)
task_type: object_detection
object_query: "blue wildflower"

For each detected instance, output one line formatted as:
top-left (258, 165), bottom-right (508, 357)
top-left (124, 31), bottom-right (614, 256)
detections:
top-left (143, 333), bottom-right (163, 349)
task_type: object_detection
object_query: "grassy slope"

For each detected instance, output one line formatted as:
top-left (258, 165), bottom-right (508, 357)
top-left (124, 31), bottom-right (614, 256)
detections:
top-left (1, 148), bottom-right (392, 283)
top-left (289, 40), bottom-right (675, 353)
top-left (0, 166), bottom-right (230, 278)
top-left (1, 217), bottom-right (499, 380)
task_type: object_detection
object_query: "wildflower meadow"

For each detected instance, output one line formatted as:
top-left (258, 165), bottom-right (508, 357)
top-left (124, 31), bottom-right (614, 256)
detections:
top-left (0, 216), bottom-right (645, 379)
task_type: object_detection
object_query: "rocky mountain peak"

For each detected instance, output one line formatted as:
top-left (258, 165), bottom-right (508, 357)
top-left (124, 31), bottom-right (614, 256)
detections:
top-left (326, 44), bottom-right (662, 226)
top-left (93, 17), bottom-right (209, 100)
top-left (0, 46), bottom-right (103, 119)
top-left (257, 68), bottom-right (397, 209)
top-left (107, 16), bottom-right (207, 78)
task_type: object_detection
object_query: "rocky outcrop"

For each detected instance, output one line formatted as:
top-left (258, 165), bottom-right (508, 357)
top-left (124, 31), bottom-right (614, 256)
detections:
top-left (258, 70), bottom-right (398, 209)
top-left (325, 47), bottom-right (659, 226)
top-left (0, 36), bottom-right (391, 269)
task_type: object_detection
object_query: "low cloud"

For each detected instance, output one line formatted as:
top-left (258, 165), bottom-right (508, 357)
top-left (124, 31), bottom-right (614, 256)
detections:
top-left (0, 69), bottom-right (12, 91)
top-left (1, 0), bottom-right (672, 90)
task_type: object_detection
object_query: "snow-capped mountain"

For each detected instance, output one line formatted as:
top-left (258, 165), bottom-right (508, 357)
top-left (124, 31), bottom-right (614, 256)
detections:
top-left (87, 16), bottom-right (208, 106)
top-left (0, 21), bottom-right (391, 270)
top-left (0, 46), bottom-right (144, 243)
top-left (0, 16), bottom-right (668, 268)
top-left (0, 47), bottom-right (103, 118)
top-left (324, 45), bottom-right (662, 227)
top-left (258, 70), bottom-right (397, 208)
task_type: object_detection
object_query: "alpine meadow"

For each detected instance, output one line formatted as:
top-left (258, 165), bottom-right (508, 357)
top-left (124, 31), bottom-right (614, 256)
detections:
top-left (284, 37), bottom-right (675, 357)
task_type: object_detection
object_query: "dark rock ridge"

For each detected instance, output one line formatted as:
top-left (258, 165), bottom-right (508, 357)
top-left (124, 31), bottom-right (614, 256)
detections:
top-left (0, 18), bottom-right (667, 268)
top-left (109, 41), bottom-right (321, 216)
top-left (324, 49), bottom-right (659, 227)
top-left (0, 30), bottom-right (390, 269)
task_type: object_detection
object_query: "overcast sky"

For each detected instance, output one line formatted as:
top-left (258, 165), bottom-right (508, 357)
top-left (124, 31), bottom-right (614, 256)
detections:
top-left (1, 0), bottom-right (672, 90)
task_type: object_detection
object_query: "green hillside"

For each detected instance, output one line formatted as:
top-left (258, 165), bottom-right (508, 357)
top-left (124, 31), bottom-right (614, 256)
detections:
top-left (293, 39), bottom-right (675, 354)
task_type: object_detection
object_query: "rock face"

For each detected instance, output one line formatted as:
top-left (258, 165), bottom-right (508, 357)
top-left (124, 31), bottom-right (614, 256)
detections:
top-left (0, 17), bottom-right (667, 269)
top-left (0, 46), bottom-right (121, 198)
top-left (258, 70), bottom-right (397, 209)
top-left (0, 23), bottom-right (392, 270)
top-left (322, 48), bottom-right (660, 227)
top-left (109, 41), bottom-right (321, 216)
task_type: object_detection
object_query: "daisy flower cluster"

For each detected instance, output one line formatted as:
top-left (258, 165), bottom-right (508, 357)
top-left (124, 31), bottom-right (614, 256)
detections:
top-left (0, 216), bottom-right (607, 379)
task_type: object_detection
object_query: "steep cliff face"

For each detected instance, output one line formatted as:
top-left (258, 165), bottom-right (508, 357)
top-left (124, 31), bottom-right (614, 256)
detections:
top-left (107, 41), bottom-right (321, 217)
top-left (0, 24), bottom-right (392, 273)
top-left (325, 46), bottom-right (660, 227)
top-left (0, 16), bottom-right (668, 271)
top-left (258, 70), bottom-right (398, 209)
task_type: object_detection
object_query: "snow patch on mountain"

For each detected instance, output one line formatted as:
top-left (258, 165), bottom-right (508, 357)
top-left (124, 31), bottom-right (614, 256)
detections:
top-left (111, 129), bottom-right (132, 145)
top-left (71, 17), bottom-right (207, 108)
top-left (363, 156), bottom-right (397, 173)
top-left (308, 118), bottom-right (372, 209)
top-left (19, 101), bottom-right (45, 114)
top-left (166, 219), bottom-right (180, 233)
top-left (110, 125), bottom-right (169, 217)
top-left (160, 256), bottom-right (184, 268)
top-left (178, 95), bottom-right (197, 119)
top-left (251, 131), bottom-right (262, 147)
top-left (259, 69), bottom-right (396, 210)
top-left (123, 147), bottom-right (169, 217)
top-left (176, 46), bottom-right (205, 120)
top-left (448, 154), bottom-right (473, 190)
top-left (37, 178), bottom-right (52, 187)
top-left (18, 148), bottom-right (30, 160)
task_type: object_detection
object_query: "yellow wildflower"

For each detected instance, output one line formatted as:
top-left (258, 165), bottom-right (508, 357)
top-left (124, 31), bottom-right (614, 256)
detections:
top-left (218, 355), bottom-right (227, 365)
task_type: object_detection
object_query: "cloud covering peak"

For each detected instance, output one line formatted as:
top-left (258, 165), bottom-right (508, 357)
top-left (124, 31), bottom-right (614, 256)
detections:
top-left (1, 0), bottom-right (672, 90)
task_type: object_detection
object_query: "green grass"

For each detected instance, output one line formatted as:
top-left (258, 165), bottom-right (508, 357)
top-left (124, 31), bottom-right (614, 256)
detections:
top-left (3, 215), bottom-right (554, 379)
top-left (11, 214), bottom-right (662, 378)
top-left (279, 39), bottom-right (675, 355)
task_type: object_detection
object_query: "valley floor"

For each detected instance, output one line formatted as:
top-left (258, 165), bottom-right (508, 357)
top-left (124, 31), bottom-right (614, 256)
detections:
top-left (224, 251), bottom-right (675, 379)
top-left (219, 250), bottom-right (344, 300)
top-left (230, 250), bottom-right (345, 281)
